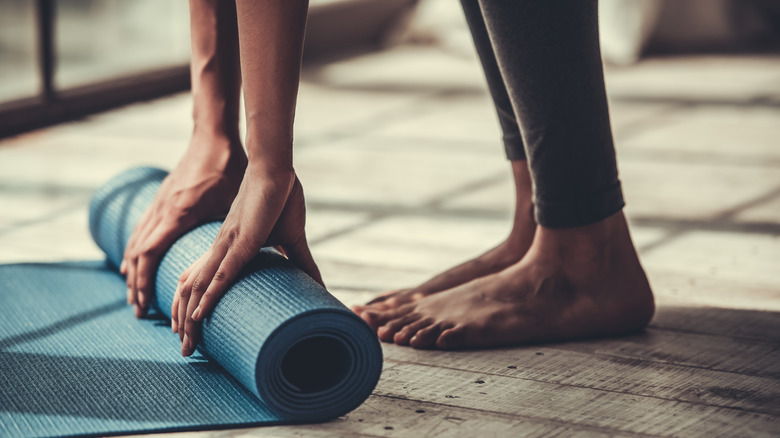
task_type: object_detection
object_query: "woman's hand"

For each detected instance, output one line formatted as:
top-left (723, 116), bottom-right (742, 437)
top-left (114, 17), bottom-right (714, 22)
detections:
top-left (172, 164), bottom-right (321, 356)
top-left (120, 138), bottom-right (247, 317)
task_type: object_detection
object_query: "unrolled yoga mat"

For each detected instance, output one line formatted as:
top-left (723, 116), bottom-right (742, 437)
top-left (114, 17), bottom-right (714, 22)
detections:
top-left (0, 166), bottom-right (382, 437)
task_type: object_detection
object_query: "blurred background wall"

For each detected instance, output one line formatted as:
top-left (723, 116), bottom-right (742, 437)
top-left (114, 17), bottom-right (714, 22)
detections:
top-left (396, 0), bottom-right (780, 65)
top-left (1, 0), bottom-right (778, 137)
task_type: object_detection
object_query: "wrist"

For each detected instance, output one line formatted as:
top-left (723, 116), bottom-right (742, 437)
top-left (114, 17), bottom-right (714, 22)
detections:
top-left (244, 136), bottom-right (294, 180)
top-left (183, 133), bottom-right (247, 174)
top-left (245, 160), bottom-right (296, 192)
top-left (191, 92), bottom-right (241, 143)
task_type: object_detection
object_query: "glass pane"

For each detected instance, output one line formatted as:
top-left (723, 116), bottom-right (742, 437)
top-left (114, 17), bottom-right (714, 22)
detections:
top-left (0, 0), bottom-right (40, 102)
top-left (55, 0), bottom-right (190, 89)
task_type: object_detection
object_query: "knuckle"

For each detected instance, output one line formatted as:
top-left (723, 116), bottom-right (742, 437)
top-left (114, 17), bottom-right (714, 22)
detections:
top-left (200, 291), bottom-right (218, 306)
top-left (202, 289), bottom-right (217, 300)
top-left (213, 269), bottom-right (229, 283)
top-left (185, 316), bottom-right (200, 325)
top-left (218, 227), bottom-right (243, 247)
top-left (139, 245), bottom-right (157, 258)
top-left (178, 286), bottom-right (191, 299)
top-left (191, 278), bottom-right (205, 295)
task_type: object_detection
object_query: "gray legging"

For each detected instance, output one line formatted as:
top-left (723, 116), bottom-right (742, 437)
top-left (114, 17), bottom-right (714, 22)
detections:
top-left (460, 0), bottom-right (625, 228)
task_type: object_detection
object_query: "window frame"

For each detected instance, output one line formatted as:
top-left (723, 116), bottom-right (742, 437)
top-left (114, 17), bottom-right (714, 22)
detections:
top-left (0, 0), bottom-right (190, 138)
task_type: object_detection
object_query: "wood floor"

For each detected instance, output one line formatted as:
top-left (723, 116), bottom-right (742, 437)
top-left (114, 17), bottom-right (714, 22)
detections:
top-left (1, 44), bottom-right (779, 437)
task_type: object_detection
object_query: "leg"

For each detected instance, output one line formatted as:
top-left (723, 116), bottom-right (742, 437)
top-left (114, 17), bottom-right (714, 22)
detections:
top-left (360, 0), bottom-right (654, 349)
top-left (352, 0), bottom-right (537, 314)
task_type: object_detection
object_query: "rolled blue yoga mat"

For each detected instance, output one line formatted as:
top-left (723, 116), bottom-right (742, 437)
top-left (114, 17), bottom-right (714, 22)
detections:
top-left (0, 166), bottom-right (382, 437)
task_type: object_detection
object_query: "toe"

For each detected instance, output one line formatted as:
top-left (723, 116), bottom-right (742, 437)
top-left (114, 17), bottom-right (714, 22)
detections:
top-left (436, 326), bottom-right (467, 350)
top-left (377, 313), bottom-right (421, 342)
top-left (410, 322), bottom-right (453, 349)
top-left (366, 289), bottom-right (402, 305)
top-left (393, 317), bottom-right (433, 345)
top-left (364, 289), bottom-right (426, 311)
top-left (360, 304), bottom-right (413, 330)
top-left (362, 296), bottom-right (404, 312)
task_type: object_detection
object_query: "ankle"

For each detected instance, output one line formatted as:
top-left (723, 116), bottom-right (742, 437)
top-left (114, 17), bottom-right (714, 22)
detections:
top-left (533, 211), bottom-right (629, 263)
top-left (504, 197), bottom-right (535, 247)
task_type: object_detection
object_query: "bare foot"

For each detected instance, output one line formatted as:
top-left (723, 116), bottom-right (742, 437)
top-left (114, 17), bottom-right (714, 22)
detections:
top-left (352, 161), bottom-right (536, 313)
top-left (358, 211), bottom-right (655, 349)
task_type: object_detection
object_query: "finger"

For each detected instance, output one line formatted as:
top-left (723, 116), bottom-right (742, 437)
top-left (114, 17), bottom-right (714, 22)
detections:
top-left (122, 208), bottom-right (155, 272)
top-left (134, 221), bottom-right (187, 317)
top-left (172, 263), bottom-right (194, 332)
top-left (135, 255), bottom-right (157, 318)
top-left (126, 256), bottom-right (138, 307)
top-left (183, 248), bottom-right (239, 356)
top-left (177, 277), bottom-right (192, 344)
top-left (282, 236), bottom-right (323, 286)
top-left (127, 217), bottom-right (159, 311)
top-left (126, 198), bottom-right (165, 252)
top-left (171, 253), bottom-right (203, 341)
top-left (182, 284), bottom-right (206, 357)
top-left (126, 282), bottom-right (133, 306)
top-left (171, 283), bottom-right (180, 333)
top-left (178, 253), bottom-right (210, 345)
top-left (177, 262), bottom-right (201, 343)
top-left (190, 247), bottom-right (249, 323)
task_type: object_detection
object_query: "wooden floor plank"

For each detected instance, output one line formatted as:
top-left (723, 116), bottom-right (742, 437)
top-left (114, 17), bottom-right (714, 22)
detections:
top-left (383, 343), bottom-right (780, 416)
top-left (376, 362), bottom-right (780, 437)
top-left (555, 329), bottom-right (780, 379)
top-left (142, 395), bottom-right (635, 438)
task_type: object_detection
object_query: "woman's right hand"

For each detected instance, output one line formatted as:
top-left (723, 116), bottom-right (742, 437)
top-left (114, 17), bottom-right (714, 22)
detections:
top-left (120, 136), bottom-right (247, 317)
top-left (172, 164), bottom-right (322, 356)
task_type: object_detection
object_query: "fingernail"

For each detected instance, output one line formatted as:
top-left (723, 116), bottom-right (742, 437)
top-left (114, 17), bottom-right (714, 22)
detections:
top-left (120, 260), bottom-right (126, 272)
top-left (126, 289), bottom-right (131, 305)
top-left (192, 306), bottom-right (202, 321)
top-left (171, 319), bottom-right (177, 332)
top-left (138, 294), bottom-right (146, 308)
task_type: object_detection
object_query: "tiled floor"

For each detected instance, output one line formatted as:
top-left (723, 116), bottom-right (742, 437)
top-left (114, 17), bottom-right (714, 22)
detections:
top-left (1, 43), bottom-right (779, 437)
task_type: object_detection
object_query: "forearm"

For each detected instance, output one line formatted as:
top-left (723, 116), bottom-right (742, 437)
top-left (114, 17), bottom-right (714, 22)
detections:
top-left (189, 0), bottom-right (242, 143)
top-left (235, 0), bottom-right (309, 175)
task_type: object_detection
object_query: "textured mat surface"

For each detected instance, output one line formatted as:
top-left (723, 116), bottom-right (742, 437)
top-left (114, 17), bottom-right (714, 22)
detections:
top-left (0, 167), bottom-right (382, 438)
